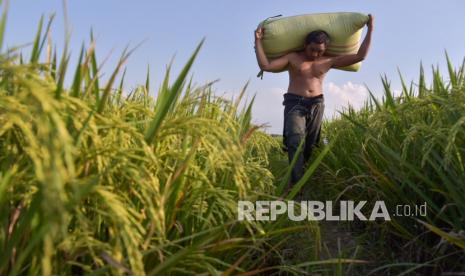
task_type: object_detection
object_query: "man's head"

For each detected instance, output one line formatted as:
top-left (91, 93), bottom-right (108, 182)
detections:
top-left (304, 30), bottom-right (330, 59)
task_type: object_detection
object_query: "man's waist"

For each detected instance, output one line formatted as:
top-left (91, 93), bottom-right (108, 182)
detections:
top-left (282, 92), bottom-right (324, 106)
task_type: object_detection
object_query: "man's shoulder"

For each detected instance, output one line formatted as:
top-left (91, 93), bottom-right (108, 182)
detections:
top-left (286, 52), bottom-right (303, 63)
top-left (289, 51), bottom-right (302, 58)
top-left (322, 55), bottom-right (338, 63)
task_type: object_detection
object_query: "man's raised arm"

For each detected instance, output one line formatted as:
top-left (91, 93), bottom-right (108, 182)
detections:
top-left (331, 14), bottom-right (374, 68)
top-left (254, 27), bottom-right (290, 72)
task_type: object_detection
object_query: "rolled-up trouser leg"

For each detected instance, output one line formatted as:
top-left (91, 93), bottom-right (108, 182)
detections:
top-left (284, 105), bottom-right (306, 184)
top-left (303, 102), bottom-right (325, 163)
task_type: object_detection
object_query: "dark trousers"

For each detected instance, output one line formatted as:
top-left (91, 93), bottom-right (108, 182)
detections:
top-left (282, 93), bottom-right (325, 184)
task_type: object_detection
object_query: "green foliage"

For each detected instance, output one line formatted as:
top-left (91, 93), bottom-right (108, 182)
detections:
top-left (318, 54), bottom-right (465, 273)
top-left (0, 9), bottom-right (321, 275)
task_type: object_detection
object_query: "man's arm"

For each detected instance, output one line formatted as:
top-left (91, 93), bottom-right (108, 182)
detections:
top-left (331, 14), bottom-right (374, 68)
top-left (254, 27), bottom-right (290, 72)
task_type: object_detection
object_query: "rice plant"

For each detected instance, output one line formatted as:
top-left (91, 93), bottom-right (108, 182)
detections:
top-left (5, 2), bottom-right (465, 274)
top-left (0, 3), bottom-right (337, 275)
top-left (315, 53), bottom-right (465, 274)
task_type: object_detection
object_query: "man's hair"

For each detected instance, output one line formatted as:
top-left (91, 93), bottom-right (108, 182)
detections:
top-left (304, 30), bottom-right (330, 45)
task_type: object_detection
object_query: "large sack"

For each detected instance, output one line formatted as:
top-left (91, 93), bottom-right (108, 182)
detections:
top-left (258, 12), bottom-right (369, 72)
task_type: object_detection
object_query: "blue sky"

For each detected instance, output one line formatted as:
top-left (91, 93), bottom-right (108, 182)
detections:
top-left (5, 0), bottom-right (465, 134)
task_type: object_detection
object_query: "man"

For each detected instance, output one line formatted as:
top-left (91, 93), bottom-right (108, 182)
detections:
top-left (254, 14), bottom-right (374, 195)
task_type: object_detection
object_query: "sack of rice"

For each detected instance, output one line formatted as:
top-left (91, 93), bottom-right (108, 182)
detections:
top-left (257, 12), bottom-right (369, 72)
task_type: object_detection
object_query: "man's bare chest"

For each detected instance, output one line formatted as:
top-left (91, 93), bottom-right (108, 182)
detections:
top-left (291, 61), bottom-right (329, 78)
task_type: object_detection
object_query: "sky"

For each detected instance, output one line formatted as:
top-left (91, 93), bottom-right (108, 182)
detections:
top-left (4, 0), bottom-right (465, 134)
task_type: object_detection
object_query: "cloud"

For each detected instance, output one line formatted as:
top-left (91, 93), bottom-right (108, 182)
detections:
top-left (324, 81), bottom-right (369, 120)
top-left (217, 82), bottom-right (379, 135)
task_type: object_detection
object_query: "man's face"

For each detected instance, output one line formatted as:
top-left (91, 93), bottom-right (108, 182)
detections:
top-left (304, 42), bottom-right (326, 60)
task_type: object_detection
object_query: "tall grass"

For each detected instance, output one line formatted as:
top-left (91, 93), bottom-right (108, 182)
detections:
top-left (0, 4), bottom-right (340, 275)
top-left (315, 53), bottom-right (465, 273)
top-left (6, 2), bottom-right (465, 275)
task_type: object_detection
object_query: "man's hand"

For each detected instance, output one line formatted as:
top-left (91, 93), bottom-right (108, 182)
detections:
top-left (255, 27), bottom-right (264, 40)
top-left (254, 25), bottom-right (290, 72)
top-left (367, 14), bottom-right (374, 30)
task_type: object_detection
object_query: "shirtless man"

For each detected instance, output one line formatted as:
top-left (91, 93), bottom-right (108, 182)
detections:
top-left (254, 14), bottom-right (374, 194)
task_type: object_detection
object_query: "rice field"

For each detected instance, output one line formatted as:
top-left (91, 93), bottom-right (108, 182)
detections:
top-left (0, 8), bottom-right (325, 276)
top-left (310, 54), bottom-right (465, 274)
top-left (1, 3), bottom-right (465, 275)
